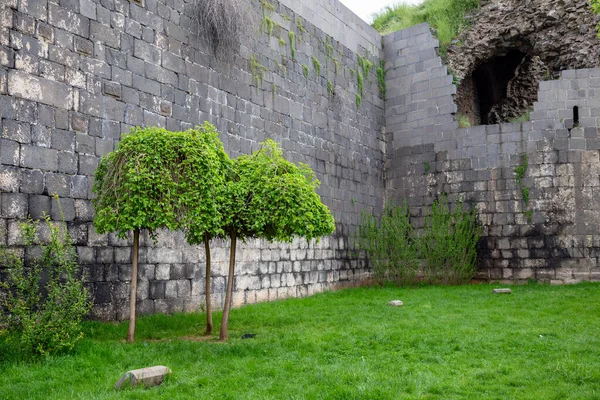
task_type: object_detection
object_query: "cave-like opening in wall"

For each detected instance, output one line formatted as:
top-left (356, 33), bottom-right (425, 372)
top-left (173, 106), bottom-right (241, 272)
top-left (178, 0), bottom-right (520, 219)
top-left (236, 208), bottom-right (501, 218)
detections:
top-left (472, 49), bottom-right (528, 125)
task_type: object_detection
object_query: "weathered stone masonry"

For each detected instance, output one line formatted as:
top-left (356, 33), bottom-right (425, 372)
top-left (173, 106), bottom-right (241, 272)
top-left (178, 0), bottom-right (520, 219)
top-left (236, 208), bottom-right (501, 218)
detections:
top-left (2, 0), bottom-right (600, 320)
top-left (0, 0), bottom-right (385, 319)
top-left (385, 23), bottom-right (600, 284)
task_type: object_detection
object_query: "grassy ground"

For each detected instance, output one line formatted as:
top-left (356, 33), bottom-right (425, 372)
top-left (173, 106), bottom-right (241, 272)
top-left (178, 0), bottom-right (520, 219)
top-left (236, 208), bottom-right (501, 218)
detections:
top-left (2, 282), bottom-right (600, 399)
top-left (371, 0), bottom-right (479, 46)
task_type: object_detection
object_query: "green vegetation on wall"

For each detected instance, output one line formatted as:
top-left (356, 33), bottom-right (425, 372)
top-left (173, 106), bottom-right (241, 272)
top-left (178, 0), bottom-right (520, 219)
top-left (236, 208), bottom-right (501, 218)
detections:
top-left (288, 31), bottom-right (296, 60)
top-left (302, 64), bottom-right (309, 79)
top-left (377, 60), bottom-right (386, 99)
top-left (312, 56), bottom-right (321, 76)
top-left (371, 0), bottom-right (480, 49)
top-left (250, 54), bottom-right (268, 86)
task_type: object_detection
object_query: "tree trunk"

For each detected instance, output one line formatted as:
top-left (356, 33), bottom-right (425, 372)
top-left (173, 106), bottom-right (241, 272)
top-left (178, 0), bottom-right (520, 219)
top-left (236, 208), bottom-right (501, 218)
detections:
top-left (219, 230), bottom-right (237, 341)
top-left (126, 228), bottom-right (140, 343)
top-left (204, 233), bottom-right (213, 335)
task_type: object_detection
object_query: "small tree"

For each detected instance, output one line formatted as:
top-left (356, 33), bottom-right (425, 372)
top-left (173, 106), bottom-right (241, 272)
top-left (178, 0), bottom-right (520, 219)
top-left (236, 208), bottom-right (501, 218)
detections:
top-left (93, 126), bottom-right (226, 342)
top-left (219, 140), bottom-right (335, 341)
top-left (178, 122), bottom-right (231, 336)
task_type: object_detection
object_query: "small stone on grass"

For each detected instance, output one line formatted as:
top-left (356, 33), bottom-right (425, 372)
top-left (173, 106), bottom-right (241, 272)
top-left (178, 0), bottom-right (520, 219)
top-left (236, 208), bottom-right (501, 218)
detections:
top-left (115, 365), bottom-right (172, 390)
top-left (492, 288), bottom-right (512, 294)
top-left (387, 300), bottom-right (403, 307)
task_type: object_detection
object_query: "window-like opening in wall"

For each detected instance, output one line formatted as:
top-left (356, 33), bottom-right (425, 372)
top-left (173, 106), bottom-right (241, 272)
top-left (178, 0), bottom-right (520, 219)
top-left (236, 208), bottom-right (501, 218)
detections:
top-left (471, 49), bottom-right (528, 125)
top-left (573, 106), bottom-right (579, 127)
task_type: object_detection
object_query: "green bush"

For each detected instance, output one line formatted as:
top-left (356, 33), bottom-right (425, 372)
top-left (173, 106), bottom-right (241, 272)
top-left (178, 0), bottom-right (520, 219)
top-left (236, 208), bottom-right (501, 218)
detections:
top-left (355, 196), bottom-right (480, 285)
top-left (0, 214), bottom-right (92, 357)
top-left (354, 201), bottom-right (419, 285)
top-left (420, 195), bottom-right (481, 284)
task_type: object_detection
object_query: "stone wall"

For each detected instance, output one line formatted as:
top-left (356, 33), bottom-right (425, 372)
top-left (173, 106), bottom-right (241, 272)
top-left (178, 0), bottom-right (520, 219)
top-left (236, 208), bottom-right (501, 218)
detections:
top-left (385, 24), bottom-right (600, 283)
top-left (0, 0), bottom-right (385, 319)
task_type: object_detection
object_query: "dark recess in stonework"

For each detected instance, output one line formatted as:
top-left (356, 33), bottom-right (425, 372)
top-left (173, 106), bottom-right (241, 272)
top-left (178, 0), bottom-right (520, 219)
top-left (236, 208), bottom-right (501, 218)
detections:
top-left (472, 49), bottom-right (527, 124)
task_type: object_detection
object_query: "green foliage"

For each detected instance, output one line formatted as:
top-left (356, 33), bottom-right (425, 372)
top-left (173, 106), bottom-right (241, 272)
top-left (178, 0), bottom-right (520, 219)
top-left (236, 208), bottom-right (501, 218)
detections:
top-left (420, 195), bottom-right (480, 285)
top-left (357, 55), bottom-right (373, 80)
top-left (521, 187), bottom-right (530, 204)
top-left (93, 124), bottom-right (228, 241)
top-left (296, 17), bottom-right (306, 35)
top-left (376, 60), bottom-right (386, 99)
top-left (311, 56), bottom-right (321, 76)
top-left (514, 154), bottom-right (528, 185)
top-left (592, 0), bottom-right (600, 37)
top-left (355, 93), bottom-right (362, 108)
top-left (178, 123), bottom-right (232, 245)
top-left (279, 36), bottom-right (285, 46)
top-left (332, 59), bottom-right (340, 76)
top-left (302, 64), bottom-right (309, 79)
top-left (357, 70), bottom-right (364, 99)
top-left (249, 54), bottom-right (268, 87)
top-left (355, 196), bottom-right (480, 286)
top-left (457, 114), bottom-right (471, 128)
top-left (424, 161), bottom-right (431, 174)
top-left (524, 209), bottom-right (533, 223)
top-left (288, 31), bottom-right (296, 60)
top-left (354, 201), bottom-right (419, 285)
top-left (327, 80), bottom-right (334, 96)
top-left (510, 111), bottom-right (531, 123)
top-left (0, 214), bottom-right (92, 357)
top-left (262, 16), bottom-right (275, 36)
top-left (222, 140), bottom-right (335, 242)
top-left (371, 0), bottom-right (480, 48)
top-left (326, 41), bottom-right (334, 58)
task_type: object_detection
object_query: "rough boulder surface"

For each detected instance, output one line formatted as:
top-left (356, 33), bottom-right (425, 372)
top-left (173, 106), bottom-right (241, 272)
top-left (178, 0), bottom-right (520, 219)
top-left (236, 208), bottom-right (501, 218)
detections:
top-left (447, 0), bottom-right (600, 125)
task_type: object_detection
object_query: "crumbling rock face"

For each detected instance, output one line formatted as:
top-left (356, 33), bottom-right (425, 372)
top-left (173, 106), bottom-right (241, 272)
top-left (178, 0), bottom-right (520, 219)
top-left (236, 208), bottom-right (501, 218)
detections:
top-left (447, 0), bottom-right (600, 125)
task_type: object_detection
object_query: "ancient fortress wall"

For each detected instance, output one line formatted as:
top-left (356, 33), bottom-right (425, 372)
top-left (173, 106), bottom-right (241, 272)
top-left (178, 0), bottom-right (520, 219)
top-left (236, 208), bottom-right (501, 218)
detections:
top-left (385, 24), bottom-right (600, 284)
top-left (0, 0), bottom-right (385, 319)
top-left (2, 0), bottom-right (600, 320)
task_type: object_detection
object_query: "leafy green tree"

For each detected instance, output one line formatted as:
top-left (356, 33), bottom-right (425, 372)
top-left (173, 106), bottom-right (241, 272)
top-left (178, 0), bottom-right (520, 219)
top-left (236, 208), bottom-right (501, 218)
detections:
top-left (178, 123), bottom-right (231, 336)
top-left (93, 125), bottom-right (227, 342)
top-left (219, 140), bottom-right (335, 341)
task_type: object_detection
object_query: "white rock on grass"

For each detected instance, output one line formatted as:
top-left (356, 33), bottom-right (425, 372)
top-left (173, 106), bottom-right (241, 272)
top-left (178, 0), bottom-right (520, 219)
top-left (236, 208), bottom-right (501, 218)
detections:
top-left (387, 300), bottom-right (404, 306)
top-left (115, 366), bottom-right (172, 390)
top-left (492, 288), bottom-right (512, 294)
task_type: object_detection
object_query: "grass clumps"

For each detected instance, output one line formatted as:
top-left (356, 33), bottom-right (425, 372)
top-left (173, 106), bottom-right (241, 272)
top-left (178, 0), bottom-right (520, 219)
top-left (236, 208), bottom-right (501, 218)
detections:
top-left (371, 0), bottom-right (480, 48)
top-left (311, 56), bottom-right (321, 76)
top-left (302, 64), bottom-right (309, 79)
top-left (249, 54), bottom-right (268, 86)
top-left (288, 31), bottom-right (296, 60)
top-left (457, 114), bottom-right (471, 128)
top-left (377, 60), bottom-right (386, 99)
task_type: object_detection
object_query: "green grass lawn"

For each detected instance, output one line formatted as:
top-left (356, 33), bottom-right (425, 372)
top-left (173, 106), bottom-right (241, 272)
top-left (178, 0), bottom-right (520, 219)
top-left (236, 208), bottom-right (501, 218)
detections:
top-left (2, 282), bottom-right (600, 399)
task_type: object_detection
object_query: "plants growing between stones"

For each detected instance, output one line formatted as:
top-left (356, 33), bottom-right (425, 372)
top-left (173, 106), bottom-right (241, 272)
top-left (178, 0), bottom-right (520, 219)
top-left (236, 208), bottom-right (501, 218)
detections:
top-left (377, 60), bottom-right (386, 99)
top-left (288, 31), bottom-right (296, 60)
top-left (302, 64), bottom-right (309, 79)
top-left (312, 56), bottom-right (321, 76)
top-left (194, 0), bottom-right (256, 59)
top-left (0, 213), bottom-right (92, 357)
top-left (250, 54), bottom-right (268, 87)
top-left (327, 80), bottom-right (334, 96)
top-left (457, 114), bottom-right (471, 128)
top-left (592, 0), bottom-right (600, 37)
top-left (218, 140), bottom-right (335, 341)
top-left (355, 196), bottom-right (480, 286)
top-left (514, 154), bottom-right (532, 222)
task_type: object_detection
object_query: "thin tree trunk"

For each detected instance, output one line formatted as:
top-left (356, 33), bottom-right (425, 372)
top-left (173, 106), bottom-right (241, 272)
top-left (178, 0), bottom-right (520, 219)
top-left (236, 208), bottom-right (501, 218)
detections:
top-left (204, 233), bottom-right (213, 335)
top-left (127, 228), bottom-right (140, 343)
top-left (219, 230), bottom-right (237, 341)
